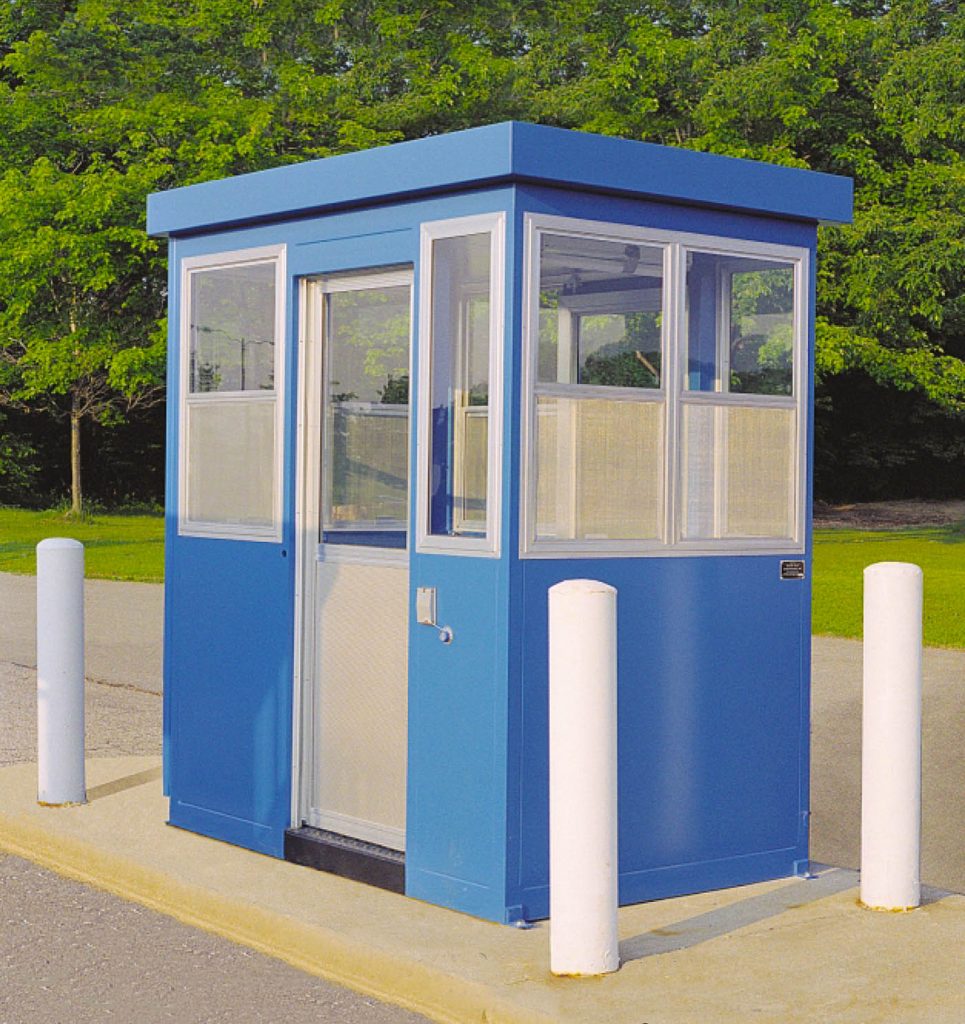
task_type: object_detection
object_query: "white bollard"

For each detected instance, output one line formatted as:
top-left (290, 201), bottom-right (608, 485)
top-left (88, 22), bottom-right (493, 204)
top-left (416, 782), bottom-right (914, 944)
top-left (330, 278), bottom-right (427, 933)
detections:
top-left (861, 561), bottom-right (922, 911)
top-left (37, 538), bottom-right (86, 806)
top-left (549, 579), bottom-right (619, 976)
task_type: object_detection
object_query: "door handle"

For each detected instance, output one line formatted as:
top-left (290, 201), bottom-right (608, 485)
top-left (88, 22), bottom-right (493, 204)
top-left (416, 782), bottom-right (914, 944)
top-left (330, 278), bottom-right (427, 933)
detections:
top-left (416, 587), bottom-right (454, 644)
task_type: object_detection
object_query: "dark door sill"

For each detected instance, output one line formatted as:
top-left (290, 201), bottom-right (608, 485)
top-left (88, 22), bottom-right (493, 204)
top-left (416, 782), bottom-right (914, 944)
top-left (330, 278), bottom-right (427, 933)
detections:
top-left (284, 826), bottom-right (405, 894)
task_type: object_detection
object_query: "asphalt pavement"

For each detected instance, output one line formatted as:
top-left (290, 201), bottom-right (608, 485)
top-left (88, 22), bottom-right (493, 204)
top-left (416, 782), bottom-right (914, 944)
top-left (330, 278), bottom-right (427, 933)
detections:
top-left (0, 852), bottom-right (430, 1024)
top-left (0, 570), bottom-right (162, 693)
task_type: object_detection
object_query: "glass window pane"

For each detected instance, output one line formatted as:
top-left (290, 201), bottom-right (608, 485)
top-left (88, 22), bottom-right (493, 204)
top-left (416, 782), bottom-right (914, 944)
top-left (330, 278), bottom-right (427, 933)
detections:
top-left (538, 234), bottom-right (663, 389)
top-left (428, 232), bottom-right (492, 538)
top-left (685, 253), bottom-right (795, 396)
top-left (680, 404), bottom-right (795, 539)
top-left (324, 284), bottom-right (411, 543)
top-left (186, 400), bottom-right (275, 526)
top-left (535, 395), bottom-right (663, 541)
top-left (189, 262), bottom-right (277, 393)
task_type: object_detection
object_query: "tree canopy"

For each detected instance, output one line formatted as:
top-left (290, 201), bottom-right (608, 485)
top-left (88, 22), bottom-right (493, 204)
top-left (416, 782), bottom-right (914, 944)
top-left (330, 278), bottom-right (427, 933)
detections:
top-left (0, 0), bottom-right (962, 506)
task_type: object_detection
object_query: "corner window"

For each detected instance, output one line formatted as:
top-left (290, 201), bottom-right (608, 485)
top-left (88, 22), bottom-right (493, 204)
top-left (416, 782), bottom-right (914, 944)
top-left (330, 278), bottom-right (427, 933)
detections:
top-left (522, 214), bottom-right (806, 556)
top-left (685, 253), bottom-right (795, 396)
top-left (418, 214), bottom-right (504, 554)
top-left (179, 245), bottom-right (285, 539)
top-left (681, 250), bottom-right (799, 542)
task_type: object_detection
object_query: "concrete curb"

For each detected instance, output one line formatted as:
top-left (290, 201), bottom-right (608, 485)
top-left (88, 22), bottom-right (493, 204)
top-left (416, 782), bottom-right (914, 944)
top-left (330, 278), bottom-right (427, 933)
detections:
top-left (0, 801), bottom-right (550, 1024)
top-left (3, 757), bottom-right (965, 1024)
top-left (0, 758), bottom-right (556, 1024)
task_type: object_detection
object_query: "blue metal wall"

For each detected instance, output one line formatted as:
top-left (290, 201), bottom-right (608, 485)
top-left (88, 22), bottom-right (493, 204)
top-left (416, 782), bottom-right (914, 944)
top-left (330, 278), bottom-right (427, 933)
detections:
top-left (495, 186), bottom-right (815, 920)
top-left (164, 175), bottom-right (816, 923)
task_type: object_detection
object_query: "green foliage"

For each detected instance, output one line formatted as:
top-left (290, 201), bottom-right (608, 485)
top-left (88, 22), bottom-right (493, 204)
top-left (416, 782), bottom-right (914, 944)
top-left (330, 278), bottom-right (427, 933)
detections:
top-left (0, 0), bottom-right (961, 503)
top-left (0, 412), bottom-right (38, 500)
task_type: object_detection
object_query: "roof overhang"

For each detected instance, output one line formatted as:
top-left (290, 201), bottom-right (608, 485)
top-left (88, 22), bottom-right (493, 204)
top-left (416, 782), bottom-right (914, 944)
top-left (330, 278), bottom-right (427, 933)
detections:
top-left (147, 121), bottom-right (853, 238)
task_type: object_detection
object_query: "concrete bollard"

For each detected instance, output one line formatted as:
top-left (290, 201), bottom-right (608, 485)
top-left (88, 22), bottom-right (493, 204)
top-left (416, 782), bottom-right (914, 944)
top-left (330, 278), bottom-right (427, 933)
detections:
top-left (37, 538), bottom-right (86, 806)
top-left (548, 579), bottom-right (619, 976)
top-left (861, 561), bottom-right (922, 911)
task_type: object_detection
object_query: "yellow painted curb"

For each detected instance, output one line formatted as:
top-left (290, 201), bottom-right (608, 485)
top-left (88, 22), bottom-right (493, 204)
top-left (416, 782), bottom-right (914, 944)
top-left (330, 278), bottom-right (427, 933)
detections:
top-left (0, 810), bottom-right (556, 1024)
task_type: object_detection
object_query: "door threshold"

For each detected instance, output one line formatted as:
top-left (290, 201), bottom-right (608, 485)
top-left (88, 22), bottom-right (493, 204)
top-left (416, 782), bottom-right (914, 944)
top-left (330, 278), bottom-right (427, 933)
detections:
top-left (284, 826), bottom-right (405, 894)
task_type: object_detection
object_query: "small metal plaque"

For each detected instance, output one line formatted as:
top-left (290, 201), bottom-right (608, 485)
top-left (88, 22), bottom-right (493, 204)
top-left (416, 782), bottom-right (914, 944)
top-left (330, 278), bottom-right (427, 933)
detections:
top-left (780, 560), bottom-right (806, 580)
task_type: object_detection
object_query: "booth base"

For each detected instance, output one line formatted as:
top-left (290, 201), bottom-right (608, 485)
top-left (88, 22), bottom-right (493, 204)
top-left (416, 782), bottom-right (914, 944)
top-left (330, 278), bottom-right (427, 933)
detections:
top-left (284, 826), bottom-right (405, 894)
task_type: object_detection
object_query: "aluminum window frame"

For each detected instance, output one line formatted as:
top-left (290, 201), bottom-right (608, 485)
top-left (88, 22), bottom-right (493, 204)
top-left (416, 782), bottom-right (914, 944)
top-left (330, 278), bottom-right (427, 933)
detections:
top-left (417, 212), bottom-right (506, 558)
top-left (521, 213), bottom-right (809, 558)
top-left (178, 244), bottom-right (287, 541)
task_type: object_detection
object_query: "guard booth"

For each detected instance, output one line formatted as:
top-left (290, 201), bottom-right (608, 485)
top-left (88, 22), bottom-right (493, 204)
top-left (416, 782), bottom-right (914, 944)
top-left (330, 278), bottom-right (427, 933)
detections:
top-left (147, 122), bottom-right (852, 924)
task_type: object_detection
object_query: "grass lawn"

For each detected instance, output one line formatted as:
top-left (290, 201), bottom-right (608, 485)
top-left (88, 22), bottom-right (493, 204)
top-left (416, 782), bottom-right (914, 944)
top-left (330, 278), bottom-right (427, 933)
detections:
top-left (813, 524), bottom-right (965, 649)
top-left (1, 506), bottom-right (961, 647)
top-left (0, 507), bottom-right (164, 583)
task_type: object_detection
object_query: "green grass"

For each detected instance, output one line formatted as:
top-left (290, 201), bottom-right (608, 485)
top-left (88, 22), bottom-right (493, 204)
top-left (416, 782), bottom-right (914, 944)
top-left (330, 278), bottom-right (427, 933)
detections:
top-left (2, 506), bottom-right (961, 647)
top-left (0, 507), bottom-right (164, 582)
top-left (813, 523), bottom-right (965, 649)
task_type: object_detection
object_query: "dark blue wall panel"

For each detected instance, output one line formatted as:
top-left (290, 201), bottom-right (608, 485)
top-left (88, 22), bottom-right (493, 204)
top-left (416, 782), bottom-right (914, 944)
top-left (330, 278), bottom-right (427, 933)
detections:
top-left (512, 555), bottom-right (808, 919)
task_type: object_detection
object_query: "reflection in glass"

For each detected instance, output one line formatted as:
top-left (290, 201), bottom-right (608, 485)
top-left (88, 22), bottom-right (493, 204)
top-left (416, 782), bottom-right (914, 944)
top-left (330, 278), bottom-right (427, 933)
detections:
top-left (538, 234), bottom-right (664, 389)
top-left (324, 284), bottom-right (411, 543)
top-left (428, 232), bottom-right (492, 537)
top-left (685, 253), bottom-right (794, 395)
top-left (189, 262), bottom-right (276, 393)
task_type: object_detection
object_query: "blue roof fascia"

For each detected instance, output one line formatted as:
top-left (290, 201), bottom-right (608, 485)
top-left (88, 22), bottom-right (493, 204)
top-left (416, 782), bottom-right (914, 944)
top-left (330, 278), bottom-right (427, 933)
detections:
top-left (147, 121), bottom-right (852, 238)
top-left (147, 123), bottom-right (516, 238)
top-left (509, 122), bottom-right (853, 226)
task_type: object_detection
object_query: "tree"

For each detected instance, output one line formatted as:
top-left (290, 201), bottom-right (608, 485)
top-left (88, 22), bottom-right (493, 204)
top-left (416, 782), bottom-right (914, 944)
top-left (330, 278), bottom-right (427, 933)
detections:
top-left (0, 1), bottom-right (285, 512)
top-left (0, 0), bottom-right (961, 506)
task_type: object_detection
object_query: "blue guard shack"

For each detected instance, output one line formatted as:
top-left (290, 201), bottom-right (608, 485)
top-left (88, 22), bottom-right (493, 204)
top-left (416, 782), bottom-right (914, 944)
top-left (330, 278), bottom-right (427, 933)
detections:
top-left (147, 123), bottom-right (852, 924)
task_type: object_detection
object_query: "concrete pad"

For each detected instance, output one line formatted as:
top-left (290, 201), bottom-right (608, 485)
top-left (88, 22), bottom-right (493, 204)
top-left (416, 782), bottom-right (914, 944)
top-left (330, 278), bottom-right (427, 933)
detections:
top-left (1, 757), bottom-right (963, 1024)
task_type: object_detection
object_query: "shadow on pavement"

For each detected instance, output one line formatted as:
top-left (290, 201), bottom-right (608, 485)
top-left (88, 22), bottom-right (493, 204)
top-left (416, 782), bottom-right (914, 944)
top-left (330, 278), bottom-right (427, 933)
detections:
top-left (620, 866), bottom-right (859, 962)
top-left (87, 765), bottom-right (163, 801)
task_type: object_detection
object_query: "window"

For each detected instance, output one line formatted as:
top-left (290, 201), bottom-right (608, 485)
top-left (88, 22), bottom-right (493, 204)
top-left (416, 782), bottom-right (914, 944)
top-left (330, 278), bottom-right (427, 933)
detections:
top-left (522, 215), bottom-right (806, 556)
top-left (180, 246), bottom-right (285, 539)
top-left (685, 253), bottom-right (795, 396)
top-left (418, 214), bottom-right (504, 554)
top-left (531, 230), bottom-right (667, 545)
top-left (681, 251), bottom-right (799, 542)
top-left (321, 273), bottom-right (412, 547)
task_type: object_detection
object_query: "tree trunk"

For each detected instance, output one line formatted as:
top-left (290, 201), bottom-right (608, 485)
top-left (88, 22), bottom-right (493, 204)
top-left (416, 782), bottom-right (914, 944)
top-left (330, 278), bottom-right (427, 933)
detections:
top-left (70, 393), bottom-right (82, 516)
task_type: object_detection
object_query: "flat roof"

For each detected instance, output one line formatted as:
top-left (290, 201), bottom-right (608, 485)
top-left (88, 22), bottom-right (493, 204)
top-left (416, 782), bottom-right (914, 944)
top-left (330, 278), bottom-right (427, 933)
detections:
top-left (147, 121), bottom-right (853, 237)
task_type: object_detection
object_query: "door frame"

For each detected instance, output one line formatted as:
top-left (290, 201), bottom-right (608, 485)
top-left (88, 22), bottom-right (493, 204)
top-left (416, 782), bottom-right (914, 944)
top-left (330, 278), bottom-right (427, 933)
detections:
top-left (291, 267), bottom-right (415, 834)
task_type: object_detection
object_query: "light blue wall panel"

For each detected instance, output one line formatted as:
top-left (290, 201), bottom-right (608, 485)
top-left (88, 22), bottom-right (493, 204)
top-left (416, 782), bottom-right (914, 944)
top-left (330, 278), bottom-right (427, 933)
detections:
top-left (500, 186), bottom-right (817, 920)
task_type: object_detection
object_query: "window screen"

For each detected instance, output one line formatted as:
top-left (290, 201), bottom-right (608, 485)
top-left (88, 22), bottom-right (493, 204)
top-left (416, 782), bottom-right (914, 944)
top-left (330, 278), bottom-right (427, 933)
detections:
top-left (181, 249), bottom-right (283, 538)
